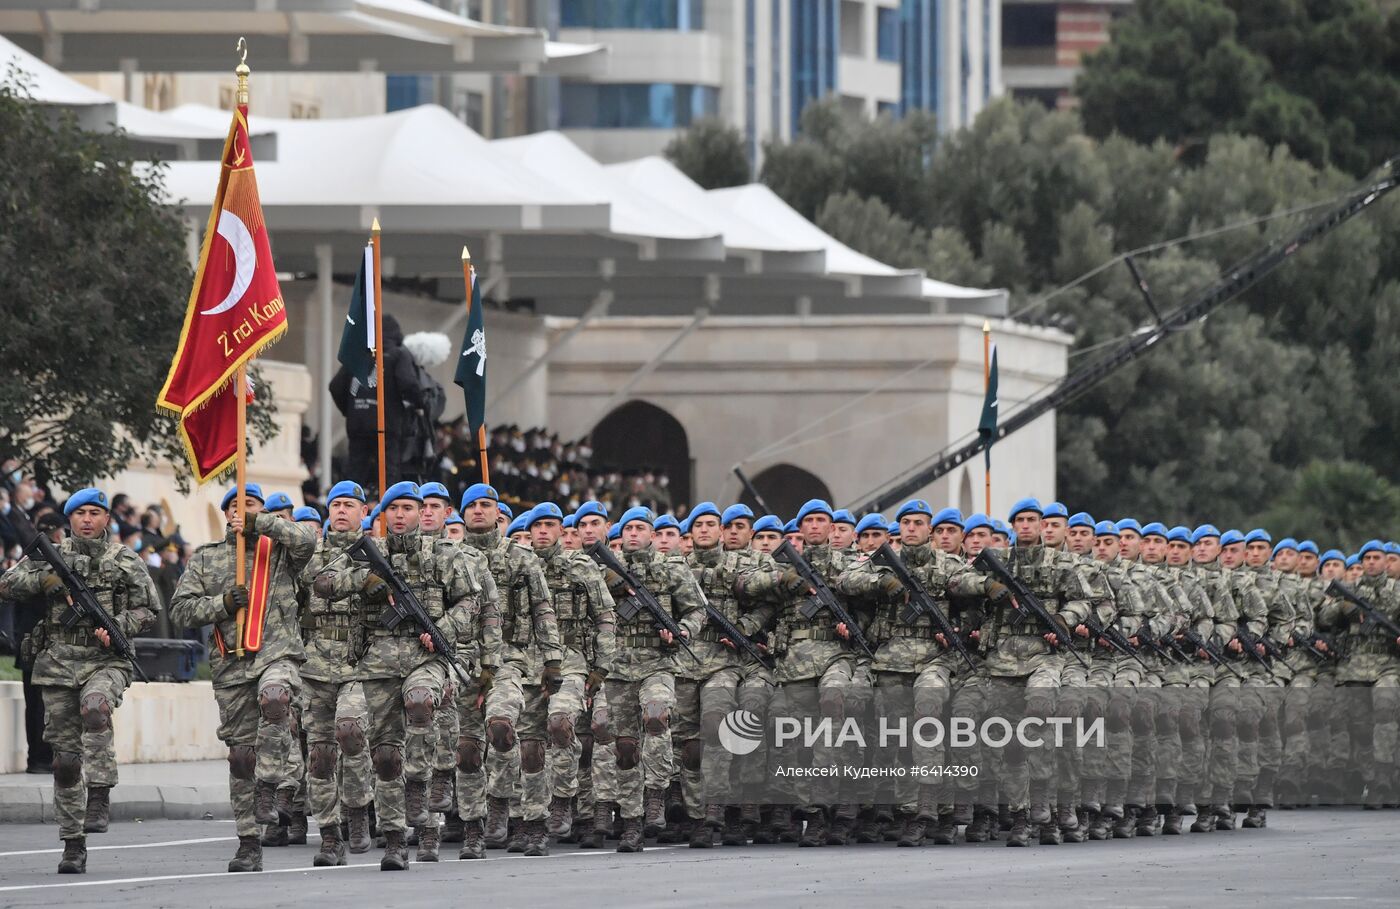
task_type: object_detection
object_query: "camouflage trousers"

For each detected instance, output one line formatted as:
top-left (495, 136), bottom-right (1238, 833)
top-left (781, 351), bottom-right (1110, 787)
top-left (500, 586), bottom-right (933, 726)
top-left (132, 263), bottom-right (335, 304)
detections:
top-left (407, 679), bottom-right (458, 783)
top-left (1235, 672), bottom-right (1284, 805)
top-left (483, 665), bottom-right (552, 822)
top-left (599, 673), bottom-right (675, 819)
top-left (1206, 674), bottom-right (1242, 807)
top-left (1342, 675), bottom-right (1400, 798)
top-left (1161, 669), bottom-right (1213, 809)
top-left (546, 671), bottom-right (587, 801)
top-left (951, 656), bottom-right (1061, 811)
top-left (213, 658), bottom-right (302, 838)
top-left (363, 660), bottom-right (448, 834)
top-left (452, 672), bottom-right (491, 821)
top-left (303, 678), bottom-right (373, 827)
top-left (1283, 668), bottom-right (1347, 794)
top-left (873, 661), bottom-right (956, 812)
top-left (40, 667), bottom-right (131, 840)
top-left (772, 656), bottom-right (874, 813)
top-left (691, 664), bottom-right (775, 810)
top-left (574, 684), bottom-right (608, 820)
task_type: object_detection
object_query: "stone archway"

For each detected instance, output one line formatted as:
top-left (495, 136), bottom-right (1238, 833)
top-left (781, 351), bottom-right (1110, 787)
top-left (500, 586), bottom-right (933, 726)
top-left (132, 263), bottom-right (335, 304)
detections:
top-left (739, 463), bottom-right (834, 519)
top-left (590, 400), bottom-right (692, 508)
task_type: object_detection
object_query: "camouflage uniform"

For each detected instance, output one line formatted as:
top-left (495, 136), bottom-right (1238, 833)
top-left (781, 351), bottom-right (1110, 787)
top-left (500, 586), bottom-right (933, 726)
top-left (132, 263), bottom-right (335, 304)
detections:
top-left (447, 544), bottom-right (499, 833)
top-left (1119, 558), bottom-right (1176, 814)
top-left (1241, 562), bottom-right (1295, 813)
top-left (1226, 565), bottom-right (1281, 813)
top-left (170, 514), bottom-right (317, 839)
top-left (1, 533), bottom-right (159, 842)
top-left (1157, 562), bottom-right (1215, 818)
top-left (1277, 571), bottom-right (1329, 804)
top-left (1188, 560), bottom-right (1247, 819)
top-left (1057, 555), bottom-right (1121, 833)
top-left (1301, 577), bottom-right (1348, 800)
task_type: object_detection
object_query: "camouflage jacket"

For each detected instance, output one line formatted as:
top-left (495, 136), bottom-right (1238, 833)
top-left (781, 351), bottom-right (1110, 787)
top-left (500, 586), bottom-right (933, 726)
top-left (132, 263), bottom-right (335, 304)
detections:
top-left (534, 541), bottom-right (617, 679)
top-left (1120, 558), bottom-right (1177, 642)
top-left (1, 532), bottom-right (160, 688)
top-left (687, 544), bottom-right (785, 673)
top-left (977, 544), bottom-right (1093, 668)
top-left (772, 542), bottom-right (866, 683)
top-left (170, 514), bottom-right (317, 689)
top-left (1320, 572), bottom-right (1400, 682)
top-left (297, 530), bottom-right (368, 684)
top-left (1186, 561), bottom-right (1241, 646)
top-left (465, 528), bottom-right (560, 676)
top-left (604, 545), bottom-right (705, 683)
top-left (1245, 564), bottom-right (1297, 646)
top-left (836, 542), bottom-right (990, 674)
top-left (1156, 562), bottom-right (1220, 681)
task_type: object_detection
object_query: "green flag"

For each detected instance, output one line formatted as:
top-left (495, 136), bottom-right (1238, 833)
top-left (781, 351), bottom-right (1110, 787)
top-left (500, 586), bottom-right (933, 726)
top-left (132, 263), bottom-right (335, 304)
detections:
top-left (454, 267), bottom-right (486, 435)
top-left (336, 245), bottom-right (375, 386)
top-left (978, 343), bottom-right (998, 469)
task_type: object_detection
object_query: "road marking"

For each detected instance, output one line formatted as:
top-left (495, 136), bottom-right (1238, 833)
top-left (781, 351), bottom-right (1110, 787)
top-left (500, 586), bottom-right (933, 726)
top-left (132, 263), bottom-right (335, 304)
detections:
top-left (0, 837), bottom-right (227, 857)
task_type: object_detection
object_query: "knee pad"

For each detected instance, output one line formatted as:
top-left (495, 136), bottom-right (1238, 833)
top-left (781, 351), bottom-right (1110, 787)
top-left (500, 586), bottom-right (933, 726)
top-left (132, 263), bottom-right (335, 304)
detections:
top-left (372, 745), bottom-right (403, 782)
top-left (456, 737), bottom-right (484, 774)
top-left (80, 692), bottom-right (112, 733)
top-left (335, 718), bottom-right (367, 756)
top-left (1180, 709), bottom-right (1201, 743)
top-left (404, 686), bottom-right (435, 727)
top-left (1026, 695), bottom-right (1056, 720)
top-left (547, 713), bottom-right (575, 749)
top-left (228, 744), bottom-right (256, 781)
top-left (615, 737), bottom-right (640, 771)
top-left (1210, 712), bottom-right (1235, 740)
top-left (819, 689), bottom-right (845, 724)
top-left (1130, 705), bottom-right (1155, 736)
top-left (1002, 740), bottom-right (1026, 766)
top-left (642, 702), bottom-right (670, 736)
top-left (700, 712), bottom-right (725, 745)
top-left (53, 751), bottom-right (83, 788)
top-left (1107, 701), bottom-right (1133, 733)
top-left (579, 733), bottom-right (594, 768)
top-left (487, 717), bottom-right (517, 752)
top-left (309, 743), bottom-right (338, 780)
top-left (681, 739), bottom-right (704, 773)
top-left (521, 739), bottom-right (546, 774)
top-left (591, 709), bottom-right (614, 745)
top-left (1259, 709), bottom-right (1279, 737)
top-left (258, 682), bottom-right (292, 724)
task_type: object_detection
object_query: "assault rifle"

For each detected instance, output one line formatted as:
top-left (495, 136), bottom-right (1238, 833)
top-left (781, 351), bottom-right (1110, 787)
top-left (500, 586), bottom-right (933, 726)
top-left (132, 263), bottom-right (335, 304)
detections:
top-left (587, 542), bottom-right (698, 663)
top-left (870, 543), bottom-right (977, 672)
top-left (773, 540), bottom-right (876, 659)
top-left (1327, 580), bottom-right (1400, 646)
top-left (971, 549), bottom-right (1087, 668)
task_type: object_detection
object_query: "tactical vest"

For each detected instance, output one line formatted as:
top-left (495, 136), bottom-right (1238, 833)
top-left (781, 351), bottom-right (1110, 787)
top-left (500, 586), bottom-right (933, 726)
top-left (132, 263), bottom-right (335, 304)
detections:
top-left (870, 546), bottom-right (949, 642)
top-left (615, 549), bottom-right (674, 650)
top-left (688, 546), bottom-right (749, 645)
top-left (469, 532), bottom-right (535, 648)
top-left (43, 537), bottom-right (127, 647)
top-left (302, 532), bottom-right (362, 645)
top-left (989, 545), bottom-right (1062, 641)
top-left (364, 532), bottom-right (449, 636)
top-left (1340, 575), bottom-right (1399, 658)
top-left (540, 546), bottom-right (594, 658)
top-left (775, 543), bottom-right (847, 649)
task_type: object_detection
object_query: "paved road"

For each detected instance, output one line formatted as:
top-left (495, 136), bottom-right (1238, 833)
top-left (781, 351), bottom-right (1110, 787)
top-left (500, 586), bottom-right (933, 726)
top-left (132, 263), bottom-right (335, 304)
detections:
top-left (1, 811), bottom-right (1397, 908)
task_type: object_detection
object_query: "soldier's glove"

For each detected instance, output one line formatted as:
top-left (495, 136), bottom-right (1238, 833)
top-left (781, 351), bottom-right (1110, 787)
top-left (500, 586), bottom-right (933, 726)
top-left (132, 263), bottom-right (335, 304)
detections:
top-left (223, 585), bottom-right (249, 617)
top-left (542, 660), bottom-right (563, 695)
top-left (360, 573), bottom-right (390, 604)
top-left (985, 581), bottom-right (1012, 605)
top-left (40, 573), bottom-right (64, 595)
top-left (476, 666), bottom-right (495, 695)
top-left (602, 568), bottom-right (625, 591)
top-left (878, 575), bottom-right (905, 599)
top-left (585, 669), bottom-right (607, 696)
top-left (241, 515), bottom-right (262, 541)
top-left (779, 567), bottom-right (807, 594)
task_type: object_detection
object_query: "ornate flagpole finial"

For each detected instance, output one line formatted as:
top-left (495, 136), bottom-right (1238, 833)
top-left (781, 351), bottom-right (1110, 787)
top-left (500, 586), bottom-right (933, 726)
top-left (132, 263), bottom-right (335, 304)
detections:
top-left (982, 319), bottom-right (991, 334)
top-left (235, 37), bottom-right (250, 105)
top-left (462, 245), bottom-right (472, 263)
top-left (371, 217), bottom-right (382, 235)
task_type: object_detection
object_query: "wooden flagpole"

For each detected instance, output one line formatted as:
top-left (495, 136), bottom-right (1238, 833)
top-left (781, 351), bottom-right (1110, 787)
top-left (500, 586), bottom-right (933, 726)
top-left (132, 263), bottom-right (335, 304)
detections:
top-left (983, 320), bottom-right (992, 516)
top-left (462, 246), bottom-right (489, 484)
top-left (232, 42), bottom-right (251, 658)
top-left (372, 219), bottom-right (386, 534)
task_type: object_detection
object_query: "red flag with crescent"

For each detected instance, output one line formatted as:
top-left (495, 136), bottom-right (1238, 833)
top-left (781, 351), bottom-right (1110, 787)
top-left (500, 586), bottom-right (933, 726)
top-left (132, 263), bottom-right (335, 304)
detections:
top-left (156, 102), bottom-right (286, 482)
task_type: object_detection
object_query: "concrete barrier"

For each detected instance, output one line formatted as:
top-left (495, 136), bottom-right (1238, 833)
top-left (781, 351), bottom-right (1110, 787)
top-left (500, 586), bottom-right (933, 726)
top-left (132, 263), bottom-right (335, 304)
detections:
top-left (0, 680), bottom-right (222, 773)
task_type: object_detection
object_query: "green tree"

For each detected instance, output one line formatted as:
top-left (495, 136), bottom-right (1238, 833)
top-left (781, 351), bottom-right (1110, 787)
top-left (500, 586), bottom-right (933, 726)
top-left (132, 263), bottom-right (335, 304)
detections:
top-left (0, 80), bottom-right (276, 492)
top-left (1255, 461), bottom-right (1400, 552)
top-left (663, 118), bottom-right (751, 189)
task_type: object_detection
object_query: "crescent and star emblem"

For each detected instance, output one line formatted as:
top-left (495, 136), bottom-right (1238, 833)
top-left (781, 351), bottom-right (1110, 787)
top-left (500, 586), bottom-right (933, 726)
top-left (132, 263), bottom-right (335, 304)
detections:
top-left (200, 209), bottom-right (257, 316)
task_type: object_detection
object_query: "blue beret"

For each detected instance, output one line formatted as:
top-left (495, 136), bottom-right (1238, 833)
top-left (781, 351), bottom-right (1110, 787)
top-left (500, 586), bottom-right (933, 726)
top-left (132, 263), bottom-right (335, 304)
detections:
top-left (1387, 542), bottom-right (1400, 555)
top-left (962, 513), bottom-right (992, 533)
top-left (380, 481), bottom-right (422, 509)
top-left (1346, 553), bottom-right (1360, 567)
top-left (221, 483), bottom-right (264, 511)
top-left (896, 499), bottom-right (933, 520)
top-left (653, 514), bottom-right (681, 532)
top-left (1094, 520), bottom-right (1118, 537)
top-left (1167, 525), bottom-right (1192, 543)
top-left (327, 480), bottom-right (366, 503)
top-left (783, 519), bottom-right (799, 534)
top-left (723, 504), bottom-right (756, 526)
top-left (528, 502), bottom-right (564, 527)
top-left (795, 499), bottom-right (834, 522)
top-left (831, 508), bottom-right (856, 527)
top-left (607, 523), bottom-right (622, 541)
top-left (1042, 502), bottom-right (1069, 519)
top-left (1115, 518), bottom-right (1142, 536)
top-left (361, 505), bottom-right (378, 531)
top-left (507, 512), bottom-right (531, 536)
top-left (497, 502), bottom-right (513, 520)
top-left (574, 501), bottom-right (608, 522)
top-left (1244, 528), bottom-right (1272, 545)
top-left (1219, 529), bottom-right (1245, 547)
top-left (460, 483), bottom-right (499, 510)
top-left (418, 482), bottom-right (451, 502)
top-left (445, 513), bottom-right (465, 527)
top-left (293, 506), bottom-right (321, 522)
top-left (1190, 524), bottom-right (1221, 545)
top-left (753, 515), bottom-right (784, 535)
top-left (679, 514), bottom-right (694, 535)
top-left (855, 513), bottom-right (888, 535)
top-left (1271, 537), bottom-right (1299, 557)
top-left (887, 522), bottom-right (902, 536)
top-left (1359, 539), bottom-right (1385, 557)
top-left (1067, 512), bottom-right (1095, 529)
top-left (1297, 540), bottom-right (1318, 555)
top-left (1008, 497), bottom-right (1042, 520)
top-left (992, 520), bottom-right (1011, 536)
top-left (1141, 522), bottom-right (1168, 539)
top-left (689, 502), bottom-right (721, 522)
top-left (932, 507), bottom-right (964, 529)
top-left (63, 488), bottom-right (110, 516)
top-left (264, 492), bottom-right (294, 512)
top-left (1320, 548), bottom-right (1344, 565)
top-left (562, 513), bottom-right (578, 529)
top-left (618, 506), bottom-right (654, 529)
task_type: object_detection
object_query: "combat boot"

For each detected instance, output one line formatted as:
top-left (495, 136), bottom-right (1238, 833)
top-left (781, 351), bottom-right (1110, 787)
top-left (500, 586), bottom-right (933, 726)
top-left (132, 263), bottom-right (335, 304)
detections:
top-left (314, 825), bottom-right (347, 867)
top-left (83, 786), bottom-right (111, 834)
top-left (752, 807), bottom-right (777, 845)
top-left (523, 818), bottom-right (550, 856)
top-left (346, 805), bottom-right (371, 854)
top-left (1135, 805), bottom-right (1159, 837)
top-left (897, 816), bottom-right (926, 847)
top-left (581, 802), bottom-right (611, 849)
top-left (1189, 812), bottom-right (1215, 833)
top-left (1055, 804), bottom-right (1079, 840)
top-left (930, 812), bottom-right (958, 846)
top-left (741, 803), bottom-right (762, 837)
top-left (441, 811), bottom-right (465, 843)
top-left (429, 769), bottom-right (454, 813)
top-left (1113, 807), bottom-right (1138, 838)
top-left (689, 818), bottom-right (713, 848)
top-left (507, 818), bottom-right (528, 853)
top-left (458, 819), bottom-right (486, 860)
top-left (778, 808), bottom-right (802, 843)
top-left (656, 816), bottom-right (687, 844)
top-left (616, 816), bottom-right (645, 853)
top-left (799, 809), bottom-right (827, 847)
top-left (274, 786), bottom-right (294, 824)
top-left (826, 804), bottom-right (856, 845)
top-left (57, 837), bottom-right (87, 874)
top-left (416, 824), bottom-right (440, 862)
top-left (380, 829), bottom-right (409, 871)
top-left (261, 823), bottom-right (289, 846)
top-left (485, 796), bottom-right (510, 848)
top-left (228, 834), bottom-right (263, 873)
top-left (1062, 808), bottom-right (1088, 844)
top-left (1005, 810), bottom-right (1030, 847)
top-left (1028, 801), bottom-right (1052, 827)
top-left (254, 780), bottom-right (279, 825)
top-left (1039, 817), bottom-right (1062, 845)
top-left (547, 795), bottom-right (573, 837)
top-left (852, 807), bottom-right (881, 843)
top-left (643, 787), bottom-right (667, 837)
top-left (963, 808), bottom-right (992, 843)
top-left (1086, 810), bottom-right (1112, 841)
top-left (1214, 806), bottom-right (1236, 831)
top-left (1161, 810), bottom-right (1184, 835)
top-left (289, 811), bottom-right (308, 845)
top-left (1242, 807), bottom-right (1267, 829)
top-left (722, 813), bottom-right (749, 846)
top-left (405, 779), bottom-right (430, 828)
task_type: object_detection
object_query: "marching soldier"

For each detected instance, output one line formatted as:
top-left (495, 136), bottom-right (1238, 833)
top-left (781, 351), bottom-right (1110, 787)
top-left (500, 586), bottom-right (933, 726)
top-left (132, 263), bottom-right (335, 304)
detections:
top-left (0, 488), bottom-right (159, 874)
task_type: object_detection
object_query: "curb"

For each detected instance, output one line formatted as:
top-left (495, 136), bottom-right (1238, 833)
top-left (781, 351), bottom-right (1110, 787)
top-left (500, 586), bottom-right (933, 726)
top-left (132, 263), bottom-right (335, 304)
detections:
top-left (0, 784), bottom-right (232, 823)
